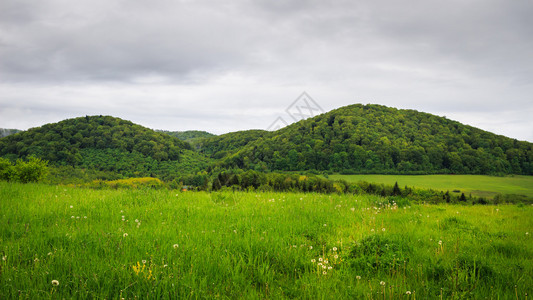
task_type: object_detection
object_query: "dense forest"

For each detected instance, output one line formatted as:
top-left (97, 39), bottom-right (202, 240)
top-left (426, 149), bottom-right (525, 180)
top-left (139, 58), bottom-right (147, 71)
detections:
top-left (1, 104), bottom-right (532, 184)
top-left (157, 130), bottom-right (215, 144)
top-left (0, 116), bottom-right (210, 181)
top-left (215, 104), bottom-right (533, 175)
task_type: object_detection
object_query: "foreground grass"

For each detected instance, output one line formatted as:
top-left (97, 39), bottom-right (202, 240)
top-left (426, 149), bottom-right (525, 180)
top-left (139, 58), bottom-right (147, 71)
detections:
top-left (330, 174), bottom-right (533, 199)
top-left (0, 182), bottom-right (531, 299)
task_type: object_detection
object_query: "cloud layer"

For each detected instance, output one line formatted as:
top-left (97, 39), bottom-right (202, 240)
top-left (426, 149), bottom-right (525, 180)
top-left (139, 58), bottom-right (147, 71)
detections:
top-left (1, 0), bottom-right (532, 141)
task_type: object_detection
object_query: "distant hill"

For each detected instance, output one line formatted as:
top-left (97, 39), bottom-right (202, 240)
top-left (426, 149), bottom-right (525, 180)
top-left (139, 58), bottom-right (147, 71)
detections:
top-left (197, 129), bottom-right (269, 159)
top-left (0, 128), bottom-right (21, 138)
top-left (0, 116), bottom-right (211, 180)
top-left (216, 104), bottom-right (533, 175)
top-left (158, 130), bottom-right (215, 142)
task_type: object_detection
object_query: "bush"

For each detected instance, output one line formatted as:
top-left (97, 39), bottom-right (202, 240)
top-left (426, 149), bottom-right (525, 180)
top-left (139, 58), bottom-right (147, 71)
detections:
top-left (0, 158), bottom-right (14, 181)
top-left (0, 156), bottom-right (48, 183)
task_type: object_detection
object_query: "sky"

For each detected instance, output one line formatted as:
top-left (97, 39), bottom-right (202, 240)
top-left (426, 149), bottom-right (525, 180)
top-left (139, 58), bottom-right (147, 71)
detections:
top-left (0, 0), bottom-right (532, 142)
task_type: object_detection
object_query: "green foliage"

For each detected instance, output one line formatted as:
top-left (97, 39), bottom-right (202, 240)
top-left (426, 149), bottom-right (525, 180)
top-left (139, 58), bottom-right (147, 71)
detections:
top-left (158, 130), bottom-right (215, 141)
top-left (0, 156), bottom-right (48, 183)
top-left (213, 104), bottom-right (533, 175)
top-left (197, 129), bottom-right (268, 159)
top-left (0, 115), bottom-right (190, 164)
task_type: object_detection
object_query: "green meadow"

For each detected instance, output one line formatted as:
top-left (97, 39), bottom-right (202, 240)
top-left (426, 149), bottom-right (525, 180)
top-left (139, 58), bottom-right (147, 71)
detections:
top-left (1, 182), bottom-right (532, 299)
top-left (329, 174), bottom-right (533, 199)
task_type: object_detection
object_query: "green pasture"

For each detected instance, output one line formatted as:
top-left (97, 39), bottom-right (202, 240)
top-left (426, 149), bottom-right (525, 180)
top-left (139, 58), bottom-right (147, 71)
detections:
top-left (329, 174), bottom-right (533, 199)
top-left (0, 182), bottom-right (531, 299)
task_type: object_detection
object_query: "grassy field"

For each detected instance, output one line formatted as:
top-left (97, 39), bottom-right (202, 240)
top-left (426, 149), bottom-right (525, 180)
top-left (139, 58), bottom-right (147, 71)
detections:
top-left (329, 174), bottom-right (533, 199)
top-left (0, 182), bottom-right (532, 299)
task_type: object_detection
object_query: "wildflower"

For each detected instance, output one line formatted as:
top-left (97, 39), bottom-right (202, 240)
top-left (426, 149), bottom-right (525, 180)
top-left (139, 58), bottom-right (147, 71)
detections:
top-left (350, 207), bottom-right (355, 212)
top-left (438, 240), bottom-right (443, 245)
top-left (328, 266), bottom-right (332, 270)
top-left (382, 228), bottom-right (386, 232)
top-left (173, 244), bottom-right (179, 249)
top-left (323, 271), bottom-right (327, 275)
top-left (34, 258), bottom-right (39, 262)
top-left (319, 257), bottom-right (323, 262)
top-left (70, 205), bottom-right (73, 208)
top-left (526, 232), bottom-right (529, 235)
top-left (309, 246), bottom-right (313, 250)
top-left (311, 259), bottom-right (316, 263)
top-left (47, 252), bottom-right (52, 256)
top-left (380, 281), bottom-right (386, 286)
top-left (323, 224), bottom-right (327, 227)
top-left (356, 275), bottom-right (361, 280)
top-left (123, 233), bottom-right (128, 237)
top-left (317, 263), bottom-right (322, 266)
top-left (334, 255), bottom-right (339, 259)
top-left (83, 216), bottom-right (87, 219)
top-left (2, 256), bottom-right (6, 261)
top-left (71, 216), bottom-right (74, 219)
top-left (142, 260), bottom-right (147, 264)
top-left (163, 264), bottom-right (168, 268)
top-left (135, 219), bottom-right (139, 223)
top-left (371, 229), bottom-right (375, 232)
top-left (51, 280), bottom-right (59, 286)
top-left (332, 247), bottom-right (337, 251)
top-left (322, 265), bottom-right (327, 269)
top-left (406, 291), bottom-right (412, 295)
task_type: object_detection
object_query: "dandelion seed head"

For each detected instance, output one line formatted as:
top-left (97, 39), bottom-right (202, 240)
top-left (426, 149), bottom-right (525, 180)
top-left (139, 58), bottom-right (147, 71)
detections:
top-left (334, 255), bottom-right (339, 259)
top-left (380, 281), bottom-right (386, 286)
top-left (328, 266), bottom-right (332, 270)
top-left (382, 228), bottom-right (386, 232)
top-left (311, 259), bottom-right (316, 263)
top-left (356, 275), bottom-right (361, 280)
top-left (323, 271), bottom-right (327, 275)
top-left (309, 246), bottom-right (313, 250)
top-left (332, 247), bottom-right (337, 251)
top-left (173, 244), bottom-right (179, 249)
top-left (318, 257), bottom-right (323, 262)
top-left (51, 280), bottom-right (59, 286)
top-left (438, 240), bottom-right (443, 245)
top-left (142, 260), bottom-right (147, 264)
top-left (123, 233), bottom-right (128, 237)
top-left (406, 291), bottom-right (412, 295)
top-left (2, 256), bottom-right (6, 261)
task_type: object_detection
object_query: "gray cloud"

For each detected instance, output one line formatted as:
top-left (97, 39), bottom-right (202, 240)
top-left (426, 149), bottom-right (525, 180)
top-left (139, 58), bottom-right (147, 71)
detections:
top-left (0, 0), bottom-right (532, 141)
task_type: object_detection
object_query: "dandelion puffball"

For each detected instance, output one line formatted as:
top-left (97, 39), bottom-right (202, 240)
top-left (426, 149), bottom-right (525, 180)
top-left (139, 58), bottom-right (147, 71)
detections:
top-left (51, 280), bottom-right (59, 286)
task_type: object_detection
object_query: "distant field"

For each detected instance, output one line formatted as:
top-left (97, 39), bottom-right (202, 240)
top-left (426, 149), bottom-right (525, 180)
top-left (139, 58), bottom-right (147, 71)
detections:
top-left (329, 174), bottom-right (533, 199)
top-left (1, 182), bottom-right (532, 299)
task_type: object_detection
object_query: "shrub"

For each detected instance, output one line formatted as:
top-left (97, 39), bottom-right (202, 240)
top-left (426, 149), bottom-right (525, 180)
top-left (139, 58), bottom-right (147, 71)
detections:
top-left (0, 156), bottom-right (48, 183)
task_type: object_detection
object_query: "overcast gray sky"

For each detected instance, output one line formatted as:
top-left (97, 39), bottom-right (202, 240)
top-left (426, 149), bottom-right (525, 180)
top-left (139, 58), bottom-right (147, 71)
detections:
top-left (1, 0), bottom-right (532, 141)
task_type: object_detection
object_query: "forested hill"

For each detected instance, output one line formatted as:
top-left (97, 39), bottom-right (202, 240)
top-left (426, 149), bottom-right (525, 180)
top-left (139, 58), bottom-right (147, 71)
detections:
top-left (197, 129), bottom-right (269, 159)
top-left (218, 104), bottom-right (533, 175)
top-left (158, 130), bottom-right (215, 142)
top-left (0, 116), bottom-right (211, 180)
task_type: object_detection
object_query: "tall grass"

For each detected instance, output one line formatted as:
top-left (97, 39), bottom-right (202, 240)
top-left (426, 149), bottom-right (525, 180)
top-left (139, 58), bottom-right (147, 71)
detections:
top-left (0, 182), bottom-right (531, 299)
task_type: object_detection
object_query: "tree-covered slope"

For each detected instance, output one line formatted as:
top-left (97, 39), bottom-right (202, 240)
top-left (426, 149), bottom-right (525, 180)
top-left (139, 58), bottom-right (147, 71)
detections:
top-left (219, 104), bottom-right (533, 175)
top-left (0, 116), bottom-right (211, 180)
top-left (198, 129), bottom-right (269, 159)
top-left (158, 130), bottom-right (215, 142)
